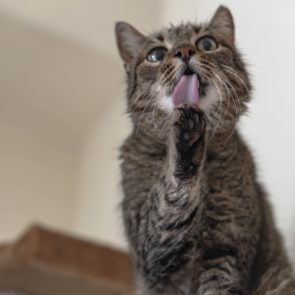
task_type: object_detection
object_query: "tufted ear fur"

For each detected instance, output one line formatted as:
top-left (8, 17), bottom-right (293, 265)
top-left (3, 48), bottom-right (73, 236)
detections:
top-left (115, 22), bottom-right (146, 63)
top-left (209, 6), bottom-right (235, 44)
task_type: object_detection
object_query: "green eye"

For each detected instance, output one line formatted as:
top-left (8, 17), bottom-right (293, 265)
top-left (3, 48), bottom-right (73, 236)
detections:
top-left (197, 36), bottom-right (218, 52)
top-left (147, 47), bottom-right (167, 62)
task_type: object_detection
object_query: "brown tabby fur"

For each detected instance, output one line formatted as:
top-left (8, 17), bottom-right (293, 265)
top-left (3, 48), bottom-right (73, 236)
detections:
top-left (115, 6), bottom-right (295, 295)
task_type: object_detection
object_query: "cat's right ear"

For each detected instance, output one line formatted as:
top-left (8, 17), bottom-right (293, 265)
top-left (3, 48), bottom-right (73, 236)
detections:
top-left (115, 22), bottom-right (146, 64)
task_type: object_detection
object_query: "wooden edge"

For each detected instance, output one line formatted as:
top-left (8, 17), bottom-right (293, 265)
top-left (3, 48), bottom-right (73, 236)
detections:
top-left (1, 224), bottom-right (134, 292)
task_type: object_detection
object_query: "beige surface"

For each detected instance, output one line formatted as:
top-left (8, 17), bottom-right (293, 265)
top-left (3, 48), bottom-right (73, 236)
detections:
top-left (0, 225), bottom-right (133, 295)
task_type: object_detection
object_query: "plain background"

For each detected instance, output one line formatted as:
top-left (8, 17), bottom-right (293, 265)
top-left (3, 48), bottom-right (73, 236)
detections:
top-left (0, 0), bottom-right (294, 266)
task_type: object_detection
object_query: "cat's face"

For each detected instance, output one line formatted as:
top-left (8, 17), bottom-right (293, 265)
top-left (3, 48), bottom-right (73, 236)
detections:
top-left (115, 6), bottom-right (251, 139)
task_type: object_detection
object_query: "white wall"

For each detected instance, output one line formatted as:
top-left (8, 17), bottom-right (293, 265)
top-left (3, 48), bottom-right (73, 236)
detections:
top-left (0, 113), bottom-right (76, 241)
top-left (0, 0), bottom-right (164, 57)
top-left (70, 0), bottom-right (164, 248)
top-left (0, 0), bottom-right (163, 246)
top-left (74, 98), bottom-right (130, 248)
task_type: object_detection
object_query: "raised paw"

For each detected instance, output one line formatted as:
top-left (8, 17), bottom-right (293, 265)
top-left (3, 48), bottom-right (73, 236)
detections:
top-left (172, 103), bottom-right (206, 153)
top-left (171, 104), bottom-right (206, 179)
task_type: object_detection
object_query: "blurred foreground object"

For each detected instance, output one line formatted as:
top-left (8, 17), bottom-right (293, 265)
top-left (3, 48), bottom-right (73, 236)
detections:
top-left (0, 225), bottom-right (133, 295)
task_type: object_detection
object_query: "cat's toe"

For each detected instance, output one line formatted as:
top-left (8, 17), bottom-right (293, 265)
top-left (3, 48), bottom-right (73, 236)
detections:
top-left (172, 104), bottom-right (206, 151)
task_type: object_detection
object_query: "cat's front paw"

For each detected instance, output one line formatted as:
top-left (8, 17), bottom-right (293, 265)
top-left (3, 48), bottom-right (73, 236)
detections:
top-left (172, 103), bottom-right (206, 152)
top-left (171, 103), bottom-right (206, 179)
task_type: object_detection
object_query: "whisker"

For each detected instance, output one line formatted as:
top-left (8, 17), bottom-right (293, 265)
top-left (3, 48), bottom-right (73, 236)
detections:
top-left (206, 75), bottom-right (224, 140)
top-left (208, 63), bottom-right (244, 142)
top-left (132, 88), bottom-right (151, 112)
top-left (202, 60), bottom-right (242, 117)
top-left (196, 60), bottom-right (242, 140)
top-left (211, 71), bottom-right (241, 141)
top-left (135, 89), bottom-right (156, 136)
top-left (151, 88), bottom-right (162, 130)
top-left (194, 60), bottom-right (224, 137)
top-left (221, 64), bottom-right (250, 94)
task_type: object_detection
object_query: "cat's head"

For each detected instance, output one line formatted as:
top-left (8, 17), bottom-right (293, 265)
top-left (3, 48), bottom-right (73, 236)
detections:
top-left (115, 6), bottom-right (251, 140)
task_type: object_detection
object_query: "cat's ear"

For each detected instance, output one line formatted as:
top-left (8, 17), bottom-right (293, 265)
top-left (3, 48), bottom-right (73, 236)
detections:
top-left (115, 22), bottom-right (146, 63)
top-left (209, 6), bottom-right (235, 43)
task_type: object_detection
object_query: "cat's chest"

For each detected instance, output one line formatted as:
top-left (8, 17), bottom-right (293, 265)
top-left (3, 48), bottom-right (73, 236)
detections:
top-left (204, 152), bottom-right (237, 189)
top-left (138, 152), bottom-right (166, 177)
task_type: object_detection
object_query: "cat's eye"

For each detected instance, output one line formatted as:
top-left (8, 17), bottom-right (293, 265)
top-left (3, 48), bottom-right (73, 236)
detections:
top-left (196, 36), bottom-right (218, 52)
top-left (147, 47), bottom-right (168, 62)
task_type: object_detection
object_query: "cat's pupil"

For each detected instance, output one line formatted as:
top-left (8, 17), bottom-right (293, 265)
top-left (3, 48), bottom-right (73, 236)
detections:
top-left (147, 47), bottom-right (167, 62)
top-left (202, 39), bottom-right (212, 51)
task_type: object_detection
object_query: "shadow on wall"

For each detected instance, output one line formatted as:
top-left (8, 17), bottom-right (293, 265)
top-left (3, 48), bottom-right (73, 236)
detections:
top-left (0, 10), bottom-right (127, 243)
top-left (0, 0), bottom-right (165, 244)
top-left (0, 10), bottom-right (123, 147)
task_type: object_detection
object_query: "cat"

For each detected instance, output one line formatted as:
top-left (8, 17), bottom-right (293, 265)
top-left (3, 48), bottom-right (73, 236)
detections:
top-left (115, 6), bottom-right (295, 295)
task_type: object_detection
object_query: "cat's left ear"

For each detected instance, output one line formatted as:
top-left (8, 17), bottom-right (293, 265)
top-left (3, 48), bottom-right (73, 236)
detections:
top-left (209, 6), bottom-right (235, 44)
top-left (115, 22), bottom-right (147, 64)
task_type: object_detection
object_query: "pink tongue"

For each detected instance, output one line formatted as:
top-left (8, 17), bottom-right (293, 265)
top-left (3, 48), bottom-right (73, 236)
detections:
top-left (172, 74), bottom-right (200, 107)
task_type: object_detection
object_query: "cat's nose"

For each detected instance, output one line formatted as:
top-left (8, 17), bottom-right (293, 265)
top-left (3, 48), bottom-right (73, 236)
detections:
top-left (174, 46), bottom-right (196, 62)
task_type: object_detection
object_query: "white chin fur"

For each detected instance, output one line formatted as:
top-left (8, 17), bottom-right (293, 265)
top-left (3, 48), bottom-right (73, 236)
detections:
top-left (159, 86), bottom-right (219, 113)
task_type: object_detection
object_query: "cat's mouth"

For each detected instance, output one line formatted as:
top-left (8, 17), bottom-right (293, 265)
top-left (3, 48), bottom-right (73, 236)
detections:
top-left (171, 71), bottom-right (207, 108)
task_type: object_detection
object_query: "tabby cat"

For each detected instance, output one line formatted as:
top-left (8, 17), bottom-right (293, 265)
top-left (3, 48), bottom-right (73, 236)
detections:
top-left (115, 6), bottom-right (295, 295)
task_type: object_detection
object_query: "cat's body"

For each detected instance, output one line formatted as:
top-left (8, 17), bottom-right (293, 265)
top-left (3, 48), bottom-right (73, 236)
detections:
top-left (115, 6), bottom-right (295, 294)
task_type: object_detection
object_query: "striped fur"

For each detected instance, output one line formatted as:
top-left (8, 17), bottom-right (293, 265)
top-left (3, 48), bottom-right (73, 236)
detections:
top-left (115, 6), bottom-right (295, 295)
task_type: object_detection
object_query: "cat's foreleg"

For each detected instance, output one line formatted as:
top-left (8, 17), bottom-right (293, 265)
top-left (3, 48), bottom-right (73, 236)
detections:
top-left (168, 103), bottom-right (206, 186)
top-left (134, 104), bottom-right (207, 294)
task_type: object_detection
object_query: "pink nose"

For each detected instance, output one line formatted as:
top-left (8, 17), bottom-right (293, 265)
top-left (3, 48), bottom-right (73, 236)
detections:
top-left (174, 46), bottom-right (196, 61)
